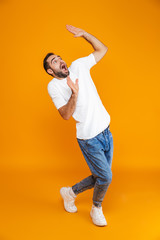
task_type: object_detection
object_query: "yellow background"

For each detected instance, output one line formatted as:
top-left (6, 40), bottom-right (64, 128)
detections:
top-left (0, 0), bottom-right (160, 239)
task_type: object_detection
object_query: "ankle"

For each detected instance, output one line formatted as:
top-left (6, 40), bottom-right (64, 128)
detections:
top-left (69, 187), bottom-right (77, 198)
top-left (93, 204), bottom-right (101, 208)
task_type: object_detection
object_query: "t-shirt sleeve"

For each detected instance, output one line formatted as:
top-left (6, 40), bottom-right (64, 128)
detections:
top-left (47, 84), bottom-right (67, 110)
top-left (77, 53), bottom-right (97, 70)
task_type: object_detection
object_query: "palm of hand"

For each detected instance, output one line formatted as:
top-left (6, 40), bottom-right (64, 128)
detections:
top-left (66, 24), bottom-right (85, 37)
top-left (67, 76), bottom-right (79, 95)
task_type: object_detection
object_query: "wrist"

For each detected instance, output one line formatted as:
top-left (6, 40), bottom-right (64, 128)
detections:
top-left (72, 92), bottom-right (78, 99)
top-left (83, 31), bottom-right (88, 38)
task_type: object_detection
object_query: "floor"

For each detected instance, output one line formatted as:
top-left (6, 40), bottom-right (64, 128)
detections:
top-left (0, 167), bottom-right (159, 240)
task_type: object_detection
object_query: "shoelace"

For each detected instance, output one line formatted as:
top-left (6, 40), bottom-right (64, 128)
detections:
top-left (94, 207), bottom-right (105, 220)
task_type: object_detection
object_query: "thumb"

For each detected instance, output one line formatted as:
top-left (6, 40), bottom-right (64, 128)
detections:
top-left (75, 78), bottom-right (79, 84)
top-left (74, 33), bottom-right (81, 37)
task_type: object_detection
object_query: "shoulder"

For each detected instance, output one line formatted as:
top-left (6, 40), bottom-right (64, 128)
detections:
top-left (47, 79), bottom-right (58, 93)
top-left (71, 53), bottom-right (91, 64)
top-left (70, 53), bottom-right (96, 71)
top-left (71, 53), bottom-right (96, 66)
top-left (70, 58), bottom-right (81, 68)
top-left (76, 53), bottom-right (95, 62)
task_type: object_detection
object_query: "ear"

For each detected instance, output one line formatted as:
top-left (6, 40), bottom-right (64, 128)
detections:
top-left (47, 68), bottom-right (53, 75)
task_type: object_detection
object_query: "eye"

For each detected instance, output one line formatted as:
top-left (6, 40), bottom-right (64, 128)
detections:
top-left (53, 56), bottom-right (62, 64)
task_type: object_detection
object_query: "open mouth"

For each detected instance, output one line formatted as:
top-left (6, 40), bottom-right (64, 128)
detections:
top-left (61, 64), bottom-right (68, 72)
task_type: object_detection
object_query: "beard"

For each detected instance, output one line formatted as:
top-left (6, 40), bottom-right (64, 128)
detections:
top-left (52, 68), bottom-right (70, 78)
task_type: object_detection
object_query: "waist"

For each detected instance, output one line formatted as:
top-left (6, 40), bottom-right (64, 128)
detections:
top-left (102, 124), bottom-right (110, 133)
top-left (77, 124), bottom-right (110, 140)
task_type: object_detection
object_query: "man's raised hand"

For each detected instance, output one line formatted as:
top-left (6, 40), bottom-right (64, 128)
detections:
top-left (67, 76), bottom-right (79, 96)
top-left (66, 24), bottom-right (86, 38)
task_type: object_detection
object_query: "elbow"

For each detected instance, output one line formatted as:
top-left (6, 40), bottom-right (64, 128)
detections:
top-left (63, 115), bottom-right (70, 120)
top-left (64, 117), bottom-right (69, 120)
top-left (104, 46), bottom-right (108, 53)
top-left (98, 46), bottom-right (108, 55)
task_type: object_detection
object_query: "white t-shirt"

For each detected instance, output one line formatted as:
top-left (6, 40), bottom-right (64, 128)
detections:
top-left (47, 53), bottom-right (110, 140)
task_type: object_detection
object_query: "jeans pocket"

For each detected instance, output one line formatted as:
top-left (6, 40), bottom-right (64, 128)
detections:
top-left (77, 138), bottom-right (89, 148)
top-left (85, 137), bottom-right (102, 153)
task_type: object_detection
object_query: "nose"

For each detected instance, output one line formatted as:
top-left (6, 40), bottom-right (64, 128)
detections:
top-left (60, 60), bottom-right (65, 66)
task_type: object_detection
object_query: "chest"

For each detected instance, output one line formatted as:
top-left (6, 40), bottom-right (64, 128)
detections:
top-left (55, 68), bottom-right (98, 106)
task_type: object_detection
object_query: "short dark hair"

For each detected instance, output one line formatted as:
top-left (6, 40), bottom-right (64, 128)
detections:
top-left (43, 52), bottom-right (55, 76)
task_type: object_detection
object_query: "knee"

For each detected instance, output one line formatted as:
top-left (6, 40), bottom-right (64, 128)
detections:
top-left (101, 171), bottom-right (112, 185)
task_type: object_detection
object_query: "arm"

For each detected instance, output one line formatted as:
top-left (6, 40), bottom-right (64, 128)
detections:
top-left (83, 32), bottom-right (108, 63)
top-left (58, 93), bottom-right (78, 120)
top-left (66, 24), bottom-right (108, 63)
top-left (59, 76), bottom-right (79, 120)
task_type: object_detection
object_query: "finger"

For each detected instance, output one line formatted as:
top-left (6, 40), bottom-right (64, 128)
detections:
top-left (67, 76), bottom-right (71, 80)
top-left (66, 25), bottom-right (76, 30)
top-left (67, 77), bottom-right (75, 89)
top-left (67, 25), bottom-right (75, 28)
top-left (67, 29), bottom-right (76, 34)
top-left (69, 25), bottom-right (82, 32)
top-left (67, 81), bottom-right (74, 91)
top-left (67, 78), bottom-right (72, 88)
top-left (67, 80), bottom-right (76, 92)
top-left (66, 25), bottom-right (78, 33)
top-left (67, 76), bottom-right (73, 82)
top-left (75, 78), bottom-right (79, 85)
top-left (67, 76), bottom-right (73, 84)
top-left (66, 25), bottom-right (75, 32)
top-left (67, 76), bottom-right (77, 85)
top-left (75, 79), bottom-right (79, 91)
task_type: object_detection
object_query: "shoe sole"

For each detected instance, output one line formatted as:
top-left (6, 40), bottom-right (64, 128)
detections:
top-left (60, 188), bottom-right (77, 213)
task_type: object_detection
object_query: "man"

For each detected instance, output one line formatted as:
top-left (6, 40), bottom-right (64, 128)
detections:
top-left (43, 25), bottom-right (114, 227)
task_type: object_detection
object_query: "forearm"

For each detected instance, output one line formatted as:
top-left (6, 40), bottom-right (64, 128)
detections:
top-left (83, 31), bottom-right (108, 51)
top-left (62, 93), bottom-right (78, 120)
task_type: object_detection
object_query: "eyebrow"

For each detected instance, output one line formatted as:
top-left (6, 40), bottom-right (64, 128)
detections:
top-left (51, 55), bottom-right (61, 64)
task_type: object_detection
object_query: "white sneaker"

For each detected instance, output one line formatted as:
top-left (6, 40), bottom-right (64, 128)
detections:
top-left (60, 187), bottom-right (77, 213)
top-left (90, 204), bottom-right (107, 226)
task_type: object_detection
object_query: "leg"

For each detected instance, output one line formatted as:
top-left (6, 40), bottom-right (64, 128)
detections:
top-left (77, 127), bottom-right (113, 207)
top-left (72, 140), bottom-right (97, 195)
top-left (72, 174), bottom-right (96, 195)
top-left (104, 130), bottom-right (114, 169)
top-left (93, 129), bottom-right (113, 207)
top-left (92, 164), bottom-right (112, 207)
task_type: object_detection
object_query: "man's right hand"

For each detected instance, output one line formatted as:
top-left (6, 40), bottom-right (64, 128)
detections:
top-left (58, 76), bottom-right (79, 120)
top-left (66, 24), bottom-right (86, 38)
top-left (67, 76), bottom-right (79, 97)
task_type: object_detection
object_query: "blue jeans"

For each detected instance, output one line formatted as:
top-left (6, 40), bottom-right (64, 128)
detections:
top-left (72, 125), bottom-right (113, 207)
